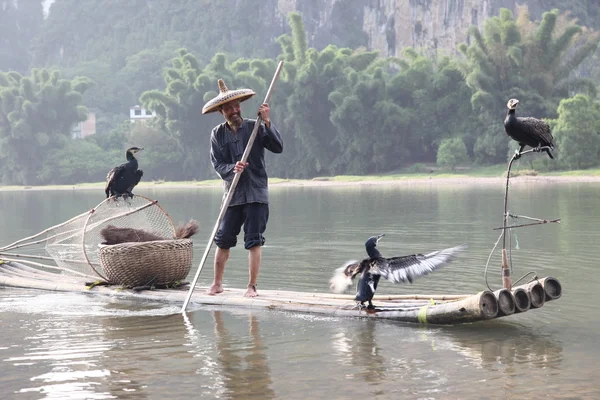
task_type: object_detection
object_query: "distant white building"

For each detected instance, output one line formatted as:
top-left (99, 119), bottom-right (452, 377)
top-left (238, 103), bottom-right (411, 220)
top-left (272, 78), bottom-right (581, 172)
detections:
top-left (72, 112), bottom-right (96, 139)
top-left (130, 105), bottom-right (156, 123)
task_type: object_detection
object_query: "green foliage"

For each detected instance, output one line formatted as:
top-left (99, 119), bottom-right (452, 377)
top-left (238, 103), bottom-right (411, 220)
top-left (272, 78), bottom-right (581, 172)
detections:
top-left (126, 122), bottom-right (184, 181)
top-left (2, 4), bottom-right (600, 185)
top-left (140, 50), bottom-right (276, 179)
top-left (459, 6), bottom-right (600, 163)
top-left (437, 138), bottom-right (470, 170)
top-left (38, 139), bottom-right (117, 184)
top-left (550, 94), bottom-right (600, 169)
top-left (0, 69), bottom-right (92, 184)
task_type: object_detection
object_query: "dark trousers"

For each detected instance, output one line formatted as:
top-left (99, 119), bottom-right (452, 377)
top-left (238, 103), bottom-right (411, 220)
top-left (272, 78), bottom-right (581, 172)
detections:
top-left (214, 203), bottom-right (269, 250)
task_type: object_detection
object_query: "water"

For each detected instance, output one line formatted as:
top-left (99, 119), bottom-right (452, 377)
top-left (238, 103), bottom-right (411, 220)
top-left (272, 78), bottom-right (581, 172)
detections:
top-left (1, 182), bottom-right (599, 399)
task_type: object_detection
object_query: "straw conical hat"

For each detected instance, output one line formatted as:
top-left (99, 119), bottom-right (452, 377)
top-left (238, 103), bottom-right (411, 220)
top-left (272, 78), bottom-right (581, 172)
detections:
top-left (202, 79), bottom-right (255, 114)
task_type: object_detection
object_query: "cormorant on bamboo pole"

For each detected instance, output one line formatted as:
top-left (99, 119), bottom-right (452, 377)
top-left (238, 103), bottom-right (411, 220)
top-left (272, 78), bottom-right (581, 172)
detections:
top-left (504, 98), bottom-right (555, 159)
top-left (105, 146), bottom-right (144, 199)
top-left (329, 234), bottom-right (467, 309)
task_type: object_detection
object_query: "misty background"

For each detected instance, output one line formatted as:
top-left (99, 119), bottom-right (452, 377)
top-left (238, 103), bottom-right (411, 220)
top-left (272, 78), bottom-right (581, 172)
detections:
top-left (1, 0), bottom-right (600, 185)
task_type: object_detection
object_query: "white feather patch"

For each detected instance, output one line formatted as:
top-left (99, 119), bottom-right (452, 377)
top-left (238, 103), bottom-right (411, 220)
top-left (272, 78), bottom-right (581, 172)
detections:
top-left (329, 262), bottom-right (357, 293)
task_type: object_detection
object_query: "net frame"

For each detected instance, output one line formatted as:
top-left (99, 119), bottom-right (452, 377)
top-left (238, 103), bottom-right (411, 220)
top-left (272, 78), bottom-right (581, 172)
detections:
top-left (81, 195), bottom-right (176, 280)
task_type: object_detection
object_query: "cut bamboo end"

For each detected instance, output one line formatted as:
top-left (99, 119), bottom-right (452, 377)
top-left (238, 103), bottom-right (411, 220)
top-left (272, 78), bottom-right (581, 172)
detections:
top-left (513, 281), bottom-right (545, 309)
top-left (494, 288), bottom-right (516, 316)
top-left (478, 291), bottom-right (499, 319)
top-left (539, 276), bottom-right (562, 301)
top-left (511, 287), bottom-right (531, 313)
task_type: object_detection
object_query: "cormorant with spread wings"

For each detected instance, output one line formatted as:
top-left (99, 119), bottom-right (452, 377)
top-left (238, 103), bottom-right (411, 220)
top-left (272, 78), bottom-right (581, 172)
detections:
top-left (329, 234), bottom-right (466, 309)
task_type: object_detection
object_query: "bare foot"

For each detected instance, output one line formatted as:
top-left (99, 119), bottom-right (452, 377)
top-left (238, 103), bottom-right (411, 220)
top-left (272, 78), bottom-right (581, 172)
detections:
top-left (207, 283), bottom-right (223, 295)
top-left (244, 284), bottom-right (258, 298)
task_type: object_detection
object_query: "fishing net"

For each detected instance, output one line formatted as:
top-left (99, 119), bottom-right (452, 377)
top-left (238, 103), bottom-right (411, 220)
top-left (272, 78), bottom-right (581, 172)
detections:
top-left (0, 195), bottom-right (176, 281)
top-left (79, 195), bottom-right (175, 280)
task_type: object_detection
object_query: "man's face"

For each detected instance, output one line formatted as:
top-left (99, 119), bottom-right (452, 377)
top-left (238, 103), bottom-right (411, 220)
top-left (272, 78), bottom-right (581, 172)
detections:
top-left (220, 100), bottom-right (242, 127)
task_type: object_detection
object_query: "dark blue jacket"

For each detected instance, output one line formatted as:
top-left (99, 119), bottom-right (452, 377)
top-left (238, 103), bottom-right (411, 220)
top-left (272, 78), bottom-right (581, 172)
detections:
top-left (210, 119), bottom-right (283, 206)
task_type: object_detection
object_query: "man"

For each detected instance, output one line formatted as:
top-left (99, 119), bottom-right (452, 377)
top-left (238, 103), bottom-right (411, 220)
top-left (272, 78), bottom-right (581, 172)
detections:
top-left (202, 79), bottom-right (283, 297)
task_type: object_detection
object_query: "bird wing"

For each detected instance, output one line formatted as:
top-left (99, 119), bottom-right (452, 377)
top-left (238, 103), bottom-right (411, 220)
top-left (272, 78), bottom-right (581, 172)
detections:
top-left (135, 169), bottom-right (143, 185)
top-left (127, 169), bottom-right (143, 192)
top-left (105, 163), bottom-right (126, 196)
top-left (371, 244), bottom-right (467, 284)
top-left (517, 117), bottom-right (554, 146)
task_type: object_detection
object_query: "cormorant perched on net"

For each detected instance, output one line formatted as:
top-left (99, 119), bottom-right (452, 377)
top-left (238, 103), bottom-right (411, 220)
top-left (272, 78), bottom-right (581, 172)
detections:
top-left (105, 147), bottom-right (144, 199)
top-left (504, 98), bottom-right (555, 159)
top-left (329, 234), bottom-right (467, 309)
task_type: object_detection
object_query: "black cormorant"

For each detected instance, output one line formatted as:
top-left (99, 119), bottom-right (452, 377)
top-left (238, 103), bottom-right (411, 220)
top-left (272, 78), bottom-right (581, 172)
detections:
top-left (329, 234), bottom-right (467, 309)
top-left (105, 147), bottom-right (144, 199)
top-left (504, 98), bottom-right (555, 159)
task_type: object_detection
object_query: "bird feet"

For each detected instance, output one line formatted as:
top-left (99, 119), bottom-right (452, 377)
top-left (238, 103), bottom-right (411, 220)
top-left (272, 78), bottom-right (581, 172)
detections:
top-left (353, 301), bottom-right (375, 311)
top-left (513, 149), bottom-right (522, 160)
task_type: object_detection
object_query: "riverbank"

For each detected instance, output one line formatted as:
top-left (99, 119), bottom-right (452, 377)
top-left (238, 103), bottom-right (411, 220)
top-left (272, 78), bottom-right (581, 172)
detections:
top-left (2, 171), bottom-right (600, 192)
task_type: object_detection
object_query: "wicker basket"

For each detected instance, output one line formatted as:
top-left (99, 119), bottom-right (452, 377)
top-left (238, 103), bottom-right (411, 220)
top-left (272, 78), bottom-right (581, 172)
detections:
top-left (98, 239), bottom-right (193, 287)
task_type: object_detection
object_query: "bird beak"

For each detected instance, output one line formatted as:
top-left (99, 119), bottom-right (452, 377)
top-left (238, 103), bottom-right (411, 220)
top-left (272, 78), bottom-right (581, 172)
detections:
top-left (376, 233), bottom-right (385, 243)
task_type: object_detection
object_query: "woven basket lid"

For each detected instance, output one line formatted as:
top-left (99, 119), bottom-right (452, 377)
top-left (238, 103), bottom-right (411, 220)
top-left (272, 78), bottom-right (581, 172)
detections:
top-left (202, 79), bottom-right (255, 114)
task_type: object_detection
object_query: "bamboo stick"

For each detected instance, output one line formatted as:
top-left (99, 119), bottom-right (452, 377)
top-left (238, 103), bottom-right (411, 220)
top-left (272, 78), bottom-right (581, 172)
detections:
top-left (368, 291), bottom-right (499, 324)
top-left (262, 288), bottom-right (470, 301)
top-left (0, 251), bottom-right (64, 262)
top-left (0, 210), bottom-right (88, 251)
top-left (0, 258), bottom-right (97, 279)
top-left (501, 153), bottom-right (517, 290)
top-left (493, 218), bottom-right (561, 230)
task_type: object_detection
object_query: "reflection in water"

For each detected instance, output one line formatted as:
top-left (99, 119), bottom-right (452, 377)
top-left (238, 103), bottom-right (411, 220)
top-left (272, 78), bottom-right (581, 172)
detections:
top-left (442, 323), bottom-right (564, 370)
top-left (423, 322), bottom-right (564, 398)
top-left (100, 314), bottom-right (194, 399)
top-left (3, 182), bottom-right (600, 399)
top-left (330, 318), bottom-right (565, 398)
top-left (211, 310), bottom-right (275, 400)
top-left (332, 320), bottom-right (386, 385)
top-left (10, 316), bottom-right (114, 400)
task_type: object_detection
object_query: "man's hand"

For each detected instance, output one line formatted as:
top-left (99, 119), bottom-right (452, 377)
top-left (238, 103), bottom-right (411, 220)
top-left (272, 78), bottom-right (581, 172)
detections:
top-left (258, 103), bottom-right (271, 128)
top-left (234, 161), bottom-right (248, 174)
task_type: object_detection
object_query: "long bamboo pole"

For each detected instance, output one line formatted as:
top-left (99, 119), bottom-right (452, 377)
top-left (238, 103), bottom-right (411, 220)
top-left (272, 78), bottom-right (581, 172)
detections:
top-left (181, 61), bottom-right (284, 312)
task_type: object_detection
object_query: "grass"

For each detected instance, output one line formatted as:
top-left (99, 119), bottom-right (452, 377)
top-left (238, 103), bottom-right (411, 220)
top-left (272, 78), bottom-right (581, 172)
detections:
top-left (2, 164), bottom-right (600, 191)
top-left (546, 168), bottom-right (600, 176)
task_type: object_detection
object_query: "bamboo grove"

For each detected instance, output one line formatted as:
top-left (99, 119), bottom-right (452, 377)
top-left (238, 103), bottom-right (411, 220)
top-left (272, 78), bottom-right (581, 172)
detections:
top-left (1, 6), bottom-right (600, 185)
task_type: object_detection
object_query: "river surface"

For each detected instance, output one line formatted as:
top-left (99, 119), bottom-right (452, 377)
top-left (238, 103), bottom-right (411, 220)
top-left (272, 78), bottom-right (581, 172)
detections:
top-left (1, 182), bottom-right (599, 399)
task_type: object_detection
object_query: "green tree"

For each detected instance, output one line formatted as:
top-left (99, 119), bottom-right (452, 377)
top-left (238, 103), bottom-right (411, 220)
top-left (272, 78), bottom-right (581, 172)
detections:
top-left (38, 138), bottom-right (116, 184)
top-left (140, 50), bottom-right (274, 179)
top-left (126, 122), bottom-right (185, 182)
top-left (550, 94), bottom-right (600, 169)
top-left (437, 137), bottom-right (470, 170)
top-left (458, 7), bottom-right (599, 163)
top-left (279, 13), bottom-right (381, 177)
top-left (0, 69), bottom-right (93, 184)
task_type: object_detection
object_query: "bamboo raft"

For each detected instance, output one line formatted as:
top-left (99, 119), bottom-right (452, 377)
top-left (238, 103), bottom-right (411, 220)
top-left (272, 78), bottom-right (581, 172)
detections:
top-left (0, 261), bottom-right (562, 325)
